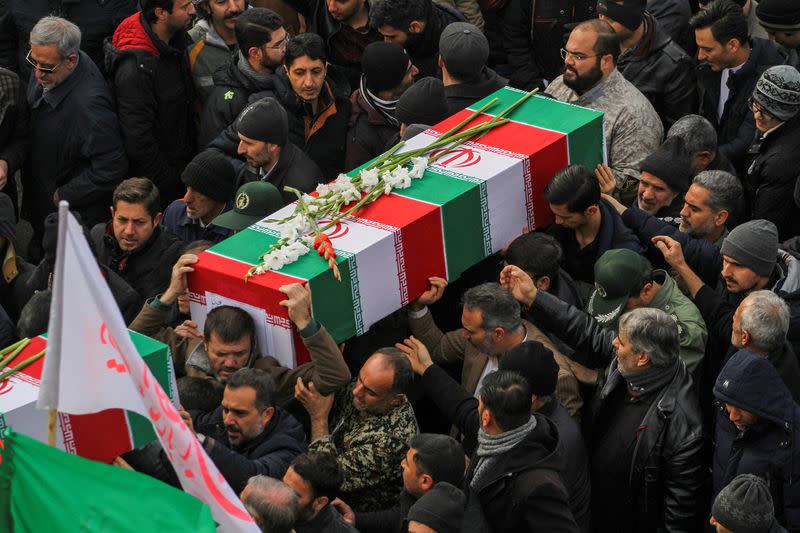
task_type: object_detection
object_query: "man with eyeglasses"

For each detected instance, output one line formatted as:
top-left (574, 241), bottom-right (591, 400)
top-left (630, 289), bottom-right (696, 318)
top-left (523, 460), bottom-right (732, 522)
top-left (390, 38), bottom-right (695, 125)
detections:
top-left (199, 8), bottom-right (289, 147)
top-left (106, 0), bottom-right (197, 207)
top-left (25, 16), bottom-right (127, 243)
top-left (546, 19), bottom-right (663, 206)
top-left (744, 65), bottom-right (800, 241)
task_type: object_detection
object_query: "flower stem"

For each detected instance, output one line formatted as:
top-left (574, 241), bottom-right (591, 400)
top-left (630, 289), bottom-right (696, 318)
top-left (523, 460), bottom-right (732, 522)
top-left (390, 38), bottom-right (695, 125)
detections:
top-left (0, 338), bottom-right (30, 372)
top-left (0, 348), bottom-right (45, 383)
top-left (476, 87), bottom-right (539, 141)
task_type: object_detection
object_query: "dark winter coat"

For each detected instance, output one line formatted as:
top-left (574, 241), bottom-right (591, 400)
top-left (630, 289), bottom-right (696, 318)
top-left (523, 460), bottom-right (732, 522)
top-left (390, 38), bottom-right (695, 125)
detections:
top-left (616, 13), bottom-right (696, 129)
top-left (105, 12), bottom-right (196, 204)
top-left (0, 66), bottom-right (27, 219)
top-left (25, 51), bottom-right (127, 232)
top-left (91, 222), bottom-right (184, 304)
top-left (345, 88), bottom-right (399, 170)
top-left (403, 2), bottom-right (466, 79)
top-left (745, 114), bottom-right (800, 241)
top-left (160, 200), bottom-right (233, 244)
top-left (500, 0), bottom-right (596, 89)
top-left (198, 55), bottom-right (281, 148)
top-left (646, 0), bottom-right (692, 52)
top-left (194, 405), bottom-right (307, 494)
top-left (697, 37), bottom-right (784, 170)
top-left (713, 349), bottom-right (800, 531)
top-left (444, 67), bottom-right (508, 115)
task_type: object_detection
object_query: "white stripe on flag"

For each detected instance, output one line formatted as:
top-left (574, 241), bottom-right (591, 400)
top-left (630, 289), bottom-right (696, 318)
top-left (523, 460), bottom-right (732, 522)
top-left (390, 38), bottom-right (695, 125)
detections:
top-left (38, 202), bottom-right (260, 532)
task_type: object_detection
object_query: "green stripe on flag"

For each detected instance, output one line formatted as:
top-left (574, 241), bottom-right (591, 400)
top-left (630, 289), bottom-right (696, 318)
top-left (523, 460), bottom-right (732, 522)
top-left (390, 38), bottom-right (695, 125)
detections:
top-left (126, 331), bottom-right (174, 448)
top-left (308, 251), bottom-right (361, 341)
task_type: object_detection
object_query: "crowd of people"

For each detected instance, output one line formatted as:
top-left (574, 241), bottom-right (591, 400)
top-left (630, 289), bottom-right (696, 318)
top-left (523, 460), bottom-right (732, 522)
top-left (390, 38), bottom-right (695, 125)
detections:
top-left (1, 0), bottom-right (800, 531)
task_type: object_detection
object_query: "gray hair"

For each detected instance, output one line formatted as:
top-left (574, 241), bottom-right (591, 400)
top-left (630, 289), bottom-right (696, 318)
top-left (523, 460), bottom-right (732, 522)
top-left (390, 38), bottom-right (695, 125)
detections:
top-left (29, 16), bottom-right (81, 58)
top-left (667, 114), bottom-right (717, 156)
top-left (462, 282), bottom-right (522, 333)
top-left (740, 290), bottom-right (790, 354)
top-left (692, 170), bottom-right (742, 213)
top-left (242, 476), bottom-right (299, 533)
top-left (618, 308), bottom-right (680, 367)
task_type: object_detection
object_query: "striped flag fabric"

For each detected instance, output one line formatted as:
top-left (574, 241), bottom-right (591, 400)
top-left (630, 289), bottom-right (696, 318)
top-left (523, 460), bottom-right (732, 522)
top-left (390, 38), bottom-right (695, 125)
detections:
top-left (188, 88), bottom-right (604, 365)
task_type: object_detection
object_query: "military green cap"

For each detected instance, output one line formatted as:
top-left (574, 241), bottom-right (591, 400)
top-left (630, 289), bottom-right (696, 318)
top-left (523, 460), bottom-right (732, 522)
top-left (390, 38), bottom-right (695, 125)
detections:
top-left (587, 248), bottom-right (650, 324)
top-left (212, 181), bottom-right (284, 231)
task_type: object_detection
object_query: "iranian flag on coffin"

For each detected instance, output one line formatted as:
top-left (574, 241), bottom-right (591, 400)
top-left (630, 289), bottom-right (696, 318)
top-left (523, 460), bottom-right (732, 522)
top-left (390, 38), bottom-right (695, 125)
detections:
top-left (0, 331), bottom-right (175, 463)
top-left (188, 87), bottom-right (604, 365)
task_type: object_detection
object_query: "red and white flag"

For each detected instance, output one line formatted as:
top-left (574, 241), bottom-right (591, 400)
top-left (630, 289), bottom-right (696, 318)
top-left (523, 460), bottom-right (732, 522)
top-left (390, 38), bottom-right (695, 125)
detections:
top-left (37, 203), bottom-right (259, 532)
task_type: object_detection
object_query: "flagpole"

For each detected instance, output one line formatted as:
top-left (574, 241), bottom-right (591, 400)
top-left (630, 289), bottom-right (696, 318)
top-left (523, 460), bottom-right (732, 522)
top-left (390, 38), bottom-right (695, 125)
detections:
top-left (47, 409), bottom-right (57, 446)
top-left (45, 201), bottom-right (69, 446)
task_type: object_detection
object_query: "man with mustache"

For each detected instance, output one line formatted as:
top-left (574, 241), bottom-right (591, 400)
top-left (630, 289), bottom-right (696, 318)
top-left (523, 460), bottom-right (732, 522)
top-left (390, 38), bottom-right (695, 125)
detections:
top-left (546, 19), bottom-right (663, 206)
top-left (189, 0), bottom-right (247, 106)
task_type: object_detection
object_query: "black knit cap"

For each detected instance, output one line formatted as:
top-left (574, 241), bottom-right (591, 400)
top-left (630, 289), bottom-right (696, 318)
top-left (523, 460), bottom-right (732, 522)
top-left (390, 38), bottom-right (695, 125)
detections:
top-left (236, 97), bottom-right (289, 146)
top-left (361, 42), bottom-right (410, 93)
top-left (712, 474), bottom-right (777, 533)
top-left (181, 149), bottom-right (237, 203)
top-left (395, 77), bottom-right (450, 126)
top-left (639, 136), bottom-right (692, 194)
top-left (407, 482), bottom-right (466, 533)
top-left (499, 341), bottom-right (559, 397)
top-left (756, 0), bottom-right (800, 33)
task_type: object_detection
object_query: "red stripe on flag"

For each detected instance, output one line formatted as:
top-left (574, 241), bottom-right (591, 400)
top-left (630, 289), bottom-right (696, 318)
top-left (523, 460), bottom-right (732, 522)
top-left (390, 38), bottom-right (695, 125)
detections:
top-left (62, 409), bottom-right (133, 463)
top-left (5, 336), bottom-right (48, 380)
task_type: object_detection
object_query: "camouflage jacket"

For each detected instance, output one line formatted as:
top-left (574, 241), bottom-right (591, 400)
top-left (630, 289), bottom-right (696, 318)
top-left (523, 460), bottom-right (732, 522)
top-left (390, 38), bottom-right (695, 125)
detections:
top-left (547, 68), bottom-right (664, 195)
top-left (309, 380), bottom-right (418, 512)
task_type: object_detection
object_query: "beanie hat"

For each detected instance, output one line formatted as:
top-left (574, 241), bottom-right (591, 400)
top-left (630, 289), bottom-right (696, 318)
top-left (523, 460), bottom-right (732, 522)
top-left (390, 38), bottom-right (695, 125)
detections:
top-left (596, 0), bottom-right (646, 31)
top-left (752, 65), bottom-right (800, 121)
top-left (439, 22), bottom-right (489, 81)
top-left (361, 42), bottom-right (410, 93)
top-left (407, 482), bottom-right (466, 533)
top-left (756, 0), bottom-right (800, 34)
top-left (212, 181), bottom-right (284, 231)
top-left (712, 474), bottom-right (777, 533)
top-left (720, 220), bottom-right (779, 277)
top-left (236, 97), bottom-right (289, 146)
top-left (499, 341), bottom-right (559, 396)
top-left (181, 150), bottom-right (237, 203)
top-left (396, 77), bottom-right (450, 126)
top-left (639, 137), bottom-right (692, 194)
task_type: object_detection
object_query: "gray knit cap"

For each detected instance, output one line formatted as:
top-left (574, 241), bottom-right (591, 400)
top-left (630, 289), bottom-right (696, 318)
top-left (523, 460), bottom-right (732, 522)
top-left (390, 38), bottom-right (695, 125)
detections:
top-left (753, 65), bottom-right (800, 121)
top-left (712, 474), bottom-right (777, 533)
top-left (720, 220), bottom-right (778, 277)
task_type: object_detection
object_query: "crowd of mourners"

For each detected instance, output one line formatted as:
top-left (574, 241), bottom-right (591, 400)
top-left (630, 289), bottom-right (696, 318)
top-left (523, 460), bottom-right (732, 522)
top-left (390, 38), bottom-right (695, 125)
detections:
top-left (2, 0), bottom-right (800, 531)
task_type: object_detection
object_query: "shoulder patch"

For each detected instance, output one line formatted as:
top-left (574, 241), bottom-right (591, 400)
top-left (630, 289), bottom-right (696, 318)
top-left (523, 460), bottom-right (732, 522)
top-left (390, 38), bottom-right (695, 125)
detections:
top-left (224, 90), bottom-right (235, 100)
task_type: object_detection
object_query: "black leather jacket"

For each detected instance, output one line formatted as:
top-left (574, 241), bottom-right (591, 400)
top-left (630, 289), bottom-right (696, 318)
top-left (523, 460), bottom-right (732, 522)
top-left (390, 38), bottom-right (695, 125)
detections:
top-left (529, 290), bottom-right (705, 532)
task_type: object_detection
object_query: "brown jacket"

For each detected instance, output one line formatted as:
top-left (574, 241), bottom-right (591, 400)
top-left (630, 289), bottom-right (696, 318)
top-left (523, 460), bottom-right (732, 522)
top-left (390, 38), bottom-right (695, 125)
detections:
top-left (409, 310), bottom-right (583, 417)
top-left (129, 303), bottom-right (352, 406)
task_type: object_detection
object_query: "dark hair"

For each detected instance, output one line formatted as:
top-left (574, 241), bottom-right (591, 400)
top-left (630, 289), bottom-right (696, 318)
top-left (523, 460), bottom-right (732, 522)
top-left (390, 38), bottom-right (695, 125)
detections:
top-left (141, 0), bottom-right (174, 24)
top-left (284, 32), bottom-right (326, 67)
top-left (183, 239), bottom-right (214, 254)
top-left (505, 232), bottom-right (563, 281)
top-left (112, 177), bottom-right (160, 219)
top-left (290, 452), bottom-right (344, 500)
top-left (235, 8), bottom-right (284, 53)
top-left (226, 368), bottom-right (276, 409)
top-left (408, 434), bottom-right (465, 486)
top-left (369, 0), bottom-right (429, 30)
top-left (375, 347), bottom-right (414, 394)
top-left (462, 283), bottom-right (522, 333)
top-left (177, 376), bottom-right (223, 412)
top-left (690, 0), bottom-right (748, 46)
top-left (543, 165), bottom-right (600, 213)
top-left (628, 255), bottom-right (655, 297)
top-left (204, 305), bottom-right (256, 347)
top-left (479, 370), bottom-right (532, 432)
top-left (17, 290), bottom-right (51, 339)
top-left (575, 19), bottom-right (621, 62)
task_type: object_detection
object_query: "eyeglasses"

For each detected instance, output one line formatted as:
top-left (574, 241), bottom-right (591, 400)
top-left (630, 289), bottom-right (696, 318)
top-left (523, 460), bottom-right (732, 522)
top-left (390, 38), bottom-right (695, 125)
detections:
top-left (748, 96), bottom-right (775, 119)
top-left (560, 48), bottom-right (600, 62)
top-left (25, 50), bottom-right (64, 73)
top-left (265, 33), bottom-right (291, 50)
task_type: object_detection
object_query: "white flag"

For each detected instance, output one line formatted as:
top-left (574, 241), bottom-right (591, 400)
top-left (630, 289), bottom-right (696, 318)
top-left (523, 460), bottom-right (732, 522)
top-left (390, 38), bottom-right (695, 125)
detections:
top-left (38, 203), bottom-right (259, 532)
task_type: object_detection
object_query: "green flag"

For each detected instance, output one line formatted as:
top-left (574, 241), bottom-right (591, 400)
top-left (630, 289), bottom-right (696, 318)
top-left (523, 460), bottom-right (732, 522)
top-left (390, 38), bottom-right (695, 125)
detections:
top-left (0, 428), bottom-right (217, 532)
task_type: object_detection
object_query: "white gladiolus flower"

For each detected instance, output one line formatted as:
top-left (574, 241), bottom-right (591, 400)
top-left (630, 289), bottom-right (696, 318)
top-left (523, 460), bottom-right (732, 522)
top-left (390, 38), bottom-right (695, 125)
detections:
top-left (359, 167), bottom-right (380, 190)
top-left (409, 157), bottom-right (427, 179)
top-left (316, 183), bottom-right (331, 196)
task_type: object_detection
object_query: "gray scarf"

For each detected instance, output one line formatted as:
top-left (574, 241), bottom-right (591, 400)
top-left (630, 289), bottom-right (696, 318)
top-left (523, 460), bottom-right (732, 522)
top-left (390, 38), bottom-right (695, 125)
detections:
top-left (470, 415), bottom-right (537, 492)
top-left (359, 75), bottom-right (400, 128)
top-left (618, 358), bottom-right (679, 398)
top-left (237, 52), bottom-right (275, 88)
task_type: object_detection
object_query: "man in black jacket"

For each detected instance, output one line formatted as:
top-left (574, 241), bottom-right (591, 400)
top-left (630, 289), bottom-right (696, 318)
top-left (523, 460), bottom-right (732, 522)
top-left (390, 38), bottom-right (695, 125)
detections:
top-left (91, 178), bottom-right (184, 303)
top-left (105, 0), bottom-right (197, 205)
top-left (198, 8), bottom-right (287, 148)
top-left (501, 266), bottom-right (705, 533)
top-left (25, 16), bottom-right (128, 236)
top-left (691, 0), bottom-right (783, 171)
top-left (183, 368), bottom-right (307, 495)
top-left (597, 0), bottom-right (696, 129)
top-left (0, 66), bottom-right (26, 220)
top-left (369, 0), bottom-right (465, 78)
